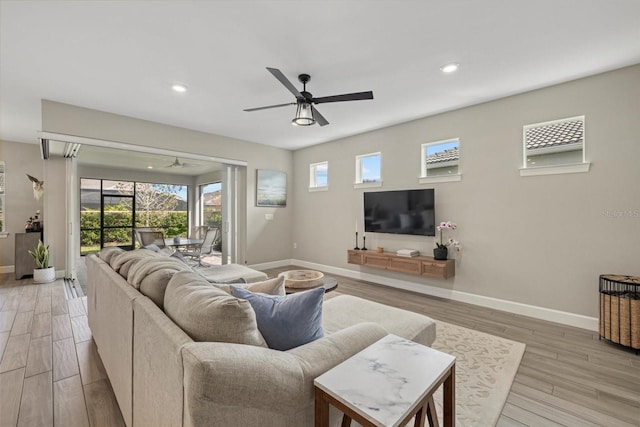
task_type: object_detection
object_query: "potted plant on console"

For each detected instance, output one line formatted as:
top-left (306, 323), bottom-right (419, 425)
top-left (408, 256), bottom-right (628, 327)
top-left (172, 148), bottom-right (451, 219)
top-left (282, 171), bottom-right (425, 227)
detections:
top-left (28, 240), bottom-right (55, 283)
top-left (434, 221), bottom-right (460, 260)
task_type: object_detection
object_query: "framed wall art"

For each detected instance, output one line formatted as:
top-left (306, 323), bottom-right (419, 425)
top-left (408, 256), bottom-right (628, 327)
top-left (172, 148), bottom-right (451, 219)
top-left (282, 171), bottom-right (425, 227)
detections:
top-left (256, 169), bottom-right (287, 207)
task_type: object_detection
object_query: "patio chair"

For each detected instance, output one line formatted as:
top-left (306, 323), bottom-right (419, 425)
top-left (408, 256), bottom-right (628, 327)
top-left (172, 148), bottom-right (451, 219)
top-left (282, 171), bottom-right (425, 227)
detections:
top-left (189, 225), bottom-right (209, 240)
top-left (183, 228), bottom-right (219, 265)
top-left (137, 230), bottom-right (166, 249)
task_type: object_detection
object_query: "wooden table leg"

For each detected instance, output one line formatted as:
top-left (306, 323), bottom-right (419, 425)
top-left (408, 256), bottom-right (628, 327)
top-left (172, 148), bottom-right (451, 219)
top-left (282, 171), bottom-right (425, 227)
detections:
top-left (443, 365), bottom-right (455, 427)
top-left (425, 396), bottom-right (439, 427)
top-left (315, 388), bottom-right (330, 427)
top-left (414, 400), bottom-right (430, 427)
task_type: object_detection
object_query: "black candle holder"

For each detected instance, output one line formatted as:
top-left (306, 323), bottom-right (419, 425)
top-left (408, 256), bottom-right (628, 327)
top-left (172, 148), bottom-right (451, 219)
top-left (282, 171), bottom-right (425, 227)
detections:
top-left (354, 232), bottom-right (360, 250)
top-left (362, 235), bottom-right (368, 251)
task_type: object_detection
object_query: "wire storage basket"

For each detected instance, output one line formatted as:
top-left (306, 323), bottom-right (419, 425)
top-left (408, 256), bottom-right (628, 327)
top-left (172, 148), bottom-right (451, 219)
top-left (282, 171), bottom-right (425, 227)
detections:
top-left (599, 275), bottom-right (640, 350)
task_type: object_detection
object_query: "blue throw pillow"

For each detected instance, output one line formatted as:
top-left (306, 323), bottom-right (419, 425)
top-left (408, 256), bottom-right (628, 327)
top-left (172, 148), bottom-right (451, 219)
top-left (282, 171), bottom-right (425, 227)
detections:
top-left (229, 286), bottom-right (324, 351)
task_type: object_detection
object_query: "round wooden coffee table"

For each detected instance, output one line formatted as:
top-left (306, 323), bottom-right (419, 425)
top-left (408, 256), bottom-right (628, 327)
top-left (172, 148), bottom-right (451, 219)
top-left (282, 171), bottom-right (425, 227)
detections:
top-left (278, 270), bottom-right (338, 294)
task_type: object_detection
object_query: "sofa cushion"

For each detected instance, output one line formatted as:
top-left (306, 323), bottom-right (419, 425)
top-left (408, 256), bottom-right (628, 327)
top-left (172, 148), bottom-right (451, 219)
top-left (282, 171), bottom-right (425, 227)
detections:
top-left (230, 286), bottom-right (324, 351)
top-left (212, 276), bottom-right (285, 296)
top-left (322, 295), bottom-right (436, 347)
top-left (98, 247), bottom-right (125, 264)
top-left (164, 271), bottom-right (267, 347)
top-left (109, 249), bottom-right (166, 279)
top-left (139, 269), bottom-right (177, 309)
top-left (197, 263), bottom-right (268, 283)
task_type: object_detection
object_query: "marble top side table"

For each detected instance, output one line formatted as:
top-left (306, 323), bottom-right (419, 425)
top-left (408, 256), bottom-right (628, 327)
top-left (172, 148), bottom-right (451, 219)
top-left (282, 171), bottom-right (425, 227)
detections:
top-left (314, 334), bottom-right (455, 427)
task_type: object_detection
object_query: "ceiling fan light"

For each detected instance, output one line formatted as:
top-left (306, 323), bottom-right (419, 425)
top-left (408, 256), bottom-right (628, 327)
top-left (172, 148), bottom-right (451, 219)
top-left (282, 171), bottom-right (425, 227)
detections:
top-left (292, 102), bottom-right (315, 126)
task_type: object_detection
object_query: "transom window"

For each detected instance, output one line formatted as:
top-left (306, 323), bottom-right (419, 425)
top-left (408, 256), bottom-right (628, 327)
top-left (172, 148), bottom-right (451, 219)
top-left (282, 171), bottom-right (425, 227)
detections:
top-left (309, 161), bottom-right (328, 191)
top-left (355, 152), bottom-right (382, 188)
top-left (420, 138), bottom-right (460, 183)
top-left (521, 116), bottom-right (590, 176)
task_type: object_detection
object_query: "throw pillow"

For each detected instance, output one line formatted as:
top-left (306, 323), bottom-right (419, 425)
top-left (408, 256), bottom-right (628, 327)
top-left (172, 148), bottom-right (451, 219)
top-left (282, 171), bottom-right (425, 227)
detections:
top-left (142, 244), bottom-right (161, 252)
top-left (164, 271), bottom-right (267, 347)
top-left (229, 286), bottom-right (324, 351)
top-left (212, 276), bottom-right (284, 296)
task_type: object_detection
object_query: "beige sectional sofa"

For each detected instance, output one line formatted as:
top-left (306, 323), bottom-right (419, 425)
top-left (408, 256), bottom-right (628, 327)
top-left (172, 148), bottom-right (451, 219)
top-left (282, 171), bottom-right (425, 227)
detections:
top-left (86, 248), bottom-right (437, 427)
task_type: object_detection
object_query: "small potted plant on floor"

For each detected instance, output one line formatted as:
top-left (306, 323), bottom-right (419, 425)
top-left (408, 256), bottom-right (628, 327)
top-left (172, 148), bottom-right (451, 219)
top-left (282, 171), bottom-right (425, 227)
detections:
top-left (28, 240), bottom-right (55, 283)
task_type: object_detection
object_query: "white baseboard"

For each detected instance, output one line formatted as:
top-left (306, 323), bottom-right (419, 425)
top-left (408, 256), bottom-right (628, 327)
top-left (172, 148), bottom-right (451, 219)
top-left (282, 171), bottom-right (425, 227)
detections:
top-left (0, 265), bottom-right (15, 274)
top-left (286, 259), bottom-right (599, 332)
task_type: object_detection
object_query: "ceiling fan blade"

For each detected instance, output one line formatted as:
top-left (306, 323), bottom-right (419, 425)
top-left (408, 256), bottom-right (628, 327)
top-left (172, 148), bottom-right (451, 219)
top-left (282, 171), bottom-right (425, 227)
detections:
top-left (312, 91), bottom-right (374, 104)
top-left (311, 105), bottom-right (329, 126)
top-left (267, 67), bottom-right (303, 99)
top-left (243, 102), bottom-right (296, 112)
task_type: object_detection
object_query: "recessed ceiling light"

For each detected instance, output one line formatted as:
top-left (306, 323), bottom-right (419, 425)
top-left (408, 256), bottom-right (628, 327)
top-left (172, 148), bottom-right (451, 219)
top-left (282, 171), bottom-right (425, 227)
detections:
top-left (171, 83), bottom-right (188, 93)
top-left (440, 63), bottom-right (460, 74)
top-left (147, 165), bottom-right (153, 169)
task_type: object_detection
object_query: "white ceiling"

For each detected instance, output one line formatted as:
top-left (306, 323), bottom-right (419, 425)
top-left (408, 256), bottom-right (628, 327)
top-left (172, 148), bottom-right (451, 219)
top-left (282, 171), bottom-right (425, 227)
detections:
top-left (1, 1), bottom-right (639, 151)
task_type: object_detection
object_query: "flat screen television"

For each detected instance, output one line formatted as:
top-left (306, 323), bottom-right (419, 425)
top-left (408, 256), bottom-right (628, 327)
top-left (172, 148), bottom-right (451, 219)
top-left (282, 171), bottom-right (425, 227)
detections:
top-left (364, 189), bottom-right (435, 236)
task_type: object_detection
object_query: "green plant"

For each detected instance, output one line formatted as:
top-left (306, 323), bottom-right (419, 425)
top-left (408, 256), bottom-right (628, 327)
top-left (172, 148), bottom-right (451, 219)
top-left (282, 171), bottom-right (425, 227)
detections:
top-left (28, 240), bottom-right (50, 269)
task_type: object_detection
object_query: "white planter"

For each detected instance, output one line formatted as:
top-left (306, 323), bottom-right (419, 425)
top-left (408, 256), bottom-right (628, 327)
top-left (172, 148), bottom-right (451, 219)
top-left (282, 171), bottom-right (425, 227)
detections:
top-left (33, 267), bottom-right (55, 283)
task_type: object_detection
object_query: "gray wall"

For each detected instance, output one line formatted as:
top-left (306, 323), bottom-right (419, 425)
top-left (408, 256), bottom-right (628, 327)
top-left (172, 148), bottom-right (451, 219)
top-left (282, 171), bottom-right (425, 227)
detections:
top-left (292, 64), bottom-right (640, 319)
top-left (41, 101), bottom-right (294, 265)
top-left (0, 141), bottom-right (44, 268)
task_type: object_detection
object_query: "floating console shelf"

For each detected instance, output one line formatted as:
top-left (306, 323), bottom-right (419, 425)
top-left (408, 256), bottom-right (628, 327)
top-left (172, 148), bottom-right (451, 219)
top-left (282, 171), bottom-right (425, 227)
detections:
top-left (347, 250), bottom-right (455, 280)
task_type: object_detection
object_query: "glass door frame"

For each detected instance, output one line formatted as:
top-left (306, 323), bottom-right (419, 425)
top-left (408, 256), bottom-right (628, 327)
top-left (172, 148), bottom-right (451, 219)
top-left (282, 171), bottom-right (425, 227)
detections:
top-left (100, 194), bottom-right (136, 250)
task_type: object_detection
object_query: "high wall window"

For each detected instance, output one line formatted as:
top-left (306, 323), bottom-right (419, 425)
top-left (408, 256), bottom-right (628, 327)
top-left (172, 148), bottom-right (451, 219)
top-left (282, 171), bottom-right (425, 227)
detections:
top-left (80, 178), bottom-right (188, 255)
top-left (0, 161), bottom-right (5, 235)
top-left (309, 161), bottom-right (328, 191)
top-left (521, 116), bottom-right (590, 176)
top-left (355, 152), bottom-right (382, 188)
top-left (420, 138), bottom-right (461, 183)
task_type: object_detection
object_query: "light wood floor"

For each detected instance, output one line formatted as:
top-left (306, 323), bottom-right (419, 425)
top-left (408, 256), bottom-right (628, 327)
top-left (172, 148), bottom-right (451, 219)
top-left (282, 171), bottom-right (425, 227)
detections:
top-left (2, 268), bottom-right (639, 427)
top-left (0, 274), bottom-right (125, 427)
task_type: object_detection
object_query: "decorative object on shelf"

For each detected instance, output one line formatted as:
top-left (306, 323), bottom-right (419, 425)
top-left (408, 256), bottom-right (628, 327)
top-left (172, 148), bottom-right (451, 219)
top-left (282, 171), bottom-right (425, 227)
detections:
top-left (434, 221), bottom-right (460, 260)
top-left (362, 234), bottom-right (367, 251)
top-left (27, 174), bottom-right (44, 200)
top-left (376, 246), bottom-right (384, 253)
top-left (28, 240), bottom-right (55, 283)
top-left (256, 169), bottom-right (287, 207)
top-left (354, 231), bottom-right (360, 250)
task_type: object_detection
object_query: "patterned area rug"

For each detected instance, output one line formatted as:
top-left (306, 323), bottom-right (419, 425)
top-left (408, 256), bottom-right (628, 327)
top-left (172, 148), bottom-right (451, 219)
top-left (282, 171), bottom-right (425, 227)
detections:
top-left (323, 292), bottom-right (525, 426)
top-left (430, 320), bottom-right (525, 426)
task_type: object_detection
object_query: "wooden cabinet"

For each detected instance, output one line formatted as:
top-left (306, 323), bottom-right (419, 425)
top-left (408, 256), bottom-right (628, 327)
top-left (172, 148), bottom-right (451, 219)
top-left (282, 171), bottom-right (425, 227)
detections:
top-left (347, 250), bottom-right (454, 280)
top-left (15, 232), bottom-right (41, 279)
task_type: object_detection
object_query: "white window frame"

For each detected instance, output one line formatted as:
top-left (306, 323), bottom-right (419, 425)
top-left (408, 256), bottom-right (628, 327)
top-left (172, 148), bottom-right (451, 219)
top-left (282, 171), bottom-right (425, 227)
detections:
top-left (419, 138), bottom-right (462, 184)
top-left (520, 115), bottom-right (590, 177)
top-left (309, 161), bottom-right (329, 192)
top-left (354, 152), bottom-right (382, 189)
top-left (0, 161), bottom-right (6, 237)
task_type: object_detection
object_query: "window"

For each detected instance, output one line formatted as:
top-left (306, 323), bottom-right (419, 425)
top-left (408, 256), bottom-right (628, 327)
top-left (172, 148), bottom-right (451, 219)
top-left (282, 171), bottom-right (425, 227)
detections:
top-left (79, 178), bottom-right (189, 255)
top-left (0, 161), bottom-right (5, 236)
top-left (200, 182), bottom-right (222, 231)
top-left (309, 161), bottom-right (328, 191)
top-left (420, 138), bottom-right (461, 183)
top-left (355, 152), bottom-right (382, 188)
top-left (521, 116), bottom-right (590, 176)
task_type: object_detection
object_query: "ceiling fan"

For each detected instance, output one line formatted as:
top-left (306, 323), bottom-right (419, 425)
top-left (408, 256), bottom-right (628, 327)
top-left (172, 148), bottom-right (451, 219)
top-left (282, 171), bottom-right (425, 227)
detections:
top-left (243, 67), bottom-right (374, 127)
top-left (166, 157), bottom-right (197, 168)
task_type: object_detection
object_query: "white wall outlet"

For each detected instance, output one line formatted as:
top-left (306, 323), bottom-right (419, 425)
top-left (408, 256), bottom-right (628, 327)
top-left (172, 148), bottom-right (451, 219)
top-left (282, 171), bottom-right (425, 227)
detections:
top-left (265, 213), bottom-right (274, 221)
top-left (293, 242), bottom-right (297, 249)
